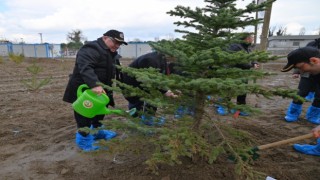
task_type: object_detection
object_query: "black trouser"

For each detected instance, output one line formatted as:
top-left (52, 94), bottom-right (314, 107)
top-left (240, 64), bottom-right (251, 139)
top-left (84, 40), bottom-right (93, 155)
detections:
top-left (127, 98), bottom-right (157, 117)
top-left (74, 111), bottom-right (105, 135)
top-left (237, 79), bottom-right (248, 105)
top-left (293, 77), bottom-right (320, 107)
top-left (237, 94), bottom-right (247, 105)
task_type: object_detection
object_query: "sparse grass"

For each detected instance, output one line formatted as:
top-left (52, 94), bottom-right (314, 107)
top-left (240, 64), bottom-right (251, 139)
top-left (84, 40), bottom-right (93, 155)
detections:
top-left (9, 53), bottom-right (24, 64)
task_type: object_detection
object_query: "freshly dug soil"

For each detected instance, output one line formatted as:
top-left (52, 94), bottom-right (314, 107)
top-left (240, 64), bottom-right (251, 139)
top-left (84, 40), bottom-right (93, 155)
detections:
top-left (0, 57), bottom-right (319, 180)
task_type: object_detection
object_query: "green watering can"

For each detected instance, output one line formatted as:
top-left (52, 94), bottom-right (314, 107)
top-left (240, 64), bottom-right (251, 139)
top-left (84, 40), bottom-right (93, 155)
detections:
top-left (72, 84), bottom-right (136, 118)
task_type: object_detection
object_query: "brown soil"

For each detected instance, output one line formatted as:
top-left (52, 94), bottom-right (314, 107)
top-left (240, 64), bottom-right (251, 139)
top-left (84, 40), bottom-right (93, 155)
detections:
top-left (0, 57), bottom-right (319, 180)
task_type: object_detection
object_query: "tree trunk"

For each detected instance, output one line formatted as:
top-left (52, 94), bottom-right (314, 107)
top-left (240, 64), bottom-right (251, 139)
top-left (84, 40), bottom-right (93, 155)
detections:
top-left (260, 2), bottom-right (273, 51)
top-left (192, 92), bottom-right (205, 130)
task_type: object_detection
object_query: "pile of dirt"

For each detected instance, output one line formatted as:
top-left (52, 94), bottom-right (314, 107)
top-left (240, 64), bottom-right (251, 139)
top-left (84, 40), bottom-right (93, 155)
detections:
top-left (0, 58), bottom-right (319, 180)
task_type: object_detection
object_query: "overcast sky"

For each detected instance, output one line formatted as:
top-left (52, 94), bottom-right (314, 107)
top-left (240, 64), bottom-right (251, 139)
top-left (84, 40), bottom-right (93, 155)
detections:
top-left (0, 0), bottom-right (319, 44)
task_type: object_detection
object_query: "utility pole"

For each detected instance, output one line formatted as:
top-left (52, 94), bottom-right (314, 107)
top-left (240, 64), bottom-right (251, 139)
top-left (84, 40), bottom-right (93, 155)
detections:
top-left (259, 2), bottom-right (273, 51)
top-left (39, 33), bottom-right (43, 43)
top-left (254, 0), bottom-right (258, 46)
top-left (21, 38), bottom-right (24, 55)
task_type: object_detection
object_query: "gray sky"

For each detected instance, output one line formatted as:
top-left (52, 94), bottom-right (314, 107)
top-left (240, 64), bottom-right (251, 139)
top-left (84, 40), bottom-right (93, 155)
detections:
top-left (0, 0), bottom-right (319, 44)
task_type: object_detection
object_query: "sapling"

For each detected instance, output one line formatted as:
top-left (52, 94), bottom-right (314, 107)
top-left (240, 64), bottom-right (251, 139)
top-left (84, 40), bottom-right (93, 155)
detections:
top-left (21, 61), bottom-right (51, 91)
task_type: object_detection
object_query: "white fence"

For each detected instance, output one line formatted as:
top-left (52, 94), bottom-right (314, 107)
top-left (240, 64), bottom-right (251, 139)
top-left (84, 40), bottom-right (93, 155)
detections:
top-left (0, 43), bottom-right (62, 58)
top-left (0, 42), bottom-right (152, 59)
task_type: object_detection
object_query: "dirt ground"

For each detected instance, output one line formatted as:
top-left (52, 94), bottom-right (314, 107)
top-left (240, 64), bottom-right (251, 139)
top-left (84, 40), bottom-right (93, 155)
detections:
top-left (0, 57), bottom-right (319, 180)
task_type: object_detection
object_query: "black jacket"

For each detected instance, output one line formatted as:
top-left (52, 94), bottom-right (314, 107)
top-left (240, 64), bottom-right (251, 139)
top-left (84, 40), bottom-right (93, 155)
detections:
top-left (122, 52), bottom-right (167, 102)
top-left (306, 38), bottom-right (320, 49)
top-left (122, 52), bottom-right (167, 88)
top-left (63, 37), bottom-right (117, 104)
top-left (114, 54), bottom-right (123, 81)
top-left (228, 43), bottom-right (254, 69)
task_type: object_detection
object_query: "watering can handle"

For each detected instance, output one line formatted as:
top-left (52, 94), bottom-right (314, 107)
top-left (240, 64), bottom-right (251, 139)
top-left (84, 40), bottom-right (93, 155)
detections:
top-left (77, 84), bottom-right (90, 98)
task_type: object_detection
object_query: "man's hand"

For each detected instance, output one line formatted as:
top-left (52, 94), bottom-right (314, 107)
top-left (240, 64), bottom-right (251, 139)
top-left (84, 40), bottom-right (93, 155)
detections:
top-left (91, 86), bottom-right (106, 95)
top-left (253, 63), bottom-right (259, 69)
top-left (292, 74), bottom-right (300, 79)
top-left (165, 90), bottom-right (178, 98)
top-left (312, 125), bottom-right (320, 138)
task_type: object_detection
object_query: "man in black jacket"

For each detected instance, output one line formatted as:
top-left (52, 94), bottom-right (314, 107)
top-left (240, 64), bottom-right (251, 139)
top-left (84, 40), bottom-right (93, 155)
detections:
top-left (63, 30), bottom-right (127, 151)
top-left (122, 52), bottom-right (177, 125)
top-left (281, 46), bottom-right (320, 156)
top-left (216, 33), bottom-right (259, 116)
top-left (283, 38), bottom-right (320, 123)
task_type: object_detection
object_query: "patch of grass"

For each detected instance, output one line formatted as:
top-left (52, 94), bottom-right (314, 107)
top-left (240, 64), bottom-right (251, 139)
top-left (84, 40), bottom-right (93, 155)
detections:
top-left (9, 53), bottom-right (24, 64)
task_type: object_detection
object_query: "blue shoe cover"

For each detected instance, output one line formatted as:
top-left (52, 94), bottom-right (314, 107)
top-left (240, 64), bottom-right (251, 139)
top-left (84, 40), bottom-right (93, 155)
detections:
top-left (75, 132), bottom-right (99, 152)
top-left (293, 144), bottom-right (320, 156)
top-left (239, 111), bottom-right (249, 116)
top-left (305, 92), bottom-right (315, 102)
top-left (157, 116), bottom-right (166, 126)
top-left (141, 115), bottom-right (165, 126)
top-left (216, 105), bottom-right (227, 115)
top-left (175, 106), bottom-right (195, 118)
top-left (284, 102), bottom-right (302, 122)
top-left (174, 106), bottom-right (185, 119)
top-left (230, 109), bottom-right (249, 116)
top-left (308, 118), bottom-right (320, 125)
top-left (305, 105), bottom-right (320, 125)
top-left (94, 130), bottom-right (117, 140)
top-left (186, 107), bottom-right (195, 116)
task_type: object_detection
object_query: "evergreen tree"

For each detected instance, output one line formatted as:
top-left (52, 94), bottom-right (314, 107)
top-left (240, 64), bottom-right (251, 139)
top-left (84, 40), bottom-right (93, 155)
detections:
top-left (105, 0), bottom-right (301, 178)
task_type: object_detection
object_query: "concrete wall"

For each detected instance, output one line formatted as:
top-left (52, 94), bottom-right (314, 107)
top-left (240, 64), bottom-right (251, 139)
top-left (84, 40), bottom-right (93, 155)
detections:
top-left (0, 43), bottom-right (62, 58)
top-left (267, 35), bottom-right (320, 55)
top-left (60, 42), bottom-right (152, 59)
top-left (0, 43), bottom-right (11, 56)
top-left (1, 41), bottom-right (152, 59)
top-left (118, 42), bottom-right (152, 58)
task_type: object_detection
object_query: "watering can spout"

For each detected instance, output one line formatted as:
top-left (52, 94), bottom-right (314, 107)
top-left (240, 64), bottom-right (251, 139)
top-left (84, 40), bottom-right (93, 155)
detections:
top-left (95, 107), bottom-right (136, 117)
top-left (97, 107), bottom-right (112, 115)
top-left (110, 109), bottom-right (125, 115)
top-left (99, 108), bottom-right (136, 116)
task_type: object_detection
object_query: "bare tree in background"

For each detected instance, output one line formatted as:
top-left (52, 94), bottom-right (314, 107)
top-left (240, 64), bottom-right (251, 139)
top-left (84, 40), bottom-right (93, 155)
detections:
top-left (299, 27), bottom-right (306, 35)
top-left (276, 26), bottom-right (287, 36)
top-left (67, 29), bottom-right (86, 43)
top-left (269, 26), bottom-right (276, 37)
top-left (67, 29), bottom-right (87, 50)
